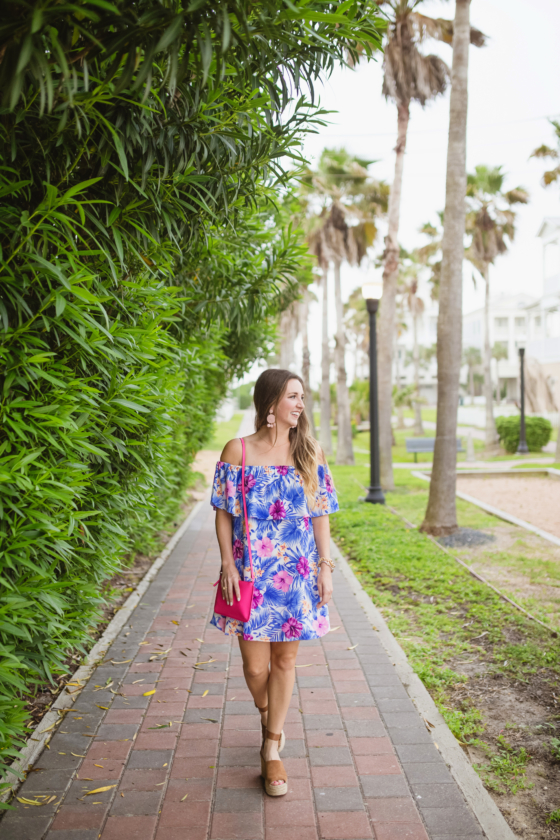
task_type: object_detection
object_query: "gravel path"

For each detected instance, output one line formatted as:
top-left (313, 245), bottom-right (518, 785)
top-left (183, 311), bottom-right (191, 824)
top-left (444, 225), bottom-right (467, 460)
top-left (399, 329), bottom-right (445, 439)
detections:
top-left (456, 475), bottom-right (560, 539)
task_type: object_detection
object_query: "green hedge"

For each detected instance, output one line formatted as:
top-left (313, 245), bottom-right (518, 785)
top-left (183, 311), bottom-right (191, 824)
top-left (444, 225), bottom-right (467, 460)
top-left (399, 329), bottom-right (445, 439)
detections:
top-left (0, 0), bottom-right (383, 791)
top-left (496, 416), bottom-right (553, 454)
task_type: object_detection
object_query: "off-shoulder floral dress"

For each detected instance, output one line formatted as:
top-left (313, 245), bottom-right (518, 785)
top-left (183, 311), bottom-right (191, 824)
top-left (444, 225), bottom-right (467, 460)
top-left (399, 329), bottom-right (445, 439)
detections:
top-left (210, 462), bottom-right (339, 642)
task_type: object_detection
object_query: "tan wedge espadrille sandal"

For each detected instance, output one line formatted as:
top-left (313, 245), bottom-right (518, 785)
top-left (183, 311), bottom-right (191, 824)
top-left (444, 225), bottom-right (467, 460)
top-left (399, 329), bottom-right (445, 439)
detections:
top-left (260, 729), bottom-right (288, 796)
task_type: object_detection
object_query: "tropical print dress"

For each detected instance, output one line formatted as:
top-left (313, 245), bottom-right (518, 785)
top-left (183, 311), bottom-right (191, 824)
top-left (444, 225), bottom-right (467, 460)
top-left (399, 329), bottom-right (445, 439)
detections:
top-left (210, 461), bottom-right (339, 641)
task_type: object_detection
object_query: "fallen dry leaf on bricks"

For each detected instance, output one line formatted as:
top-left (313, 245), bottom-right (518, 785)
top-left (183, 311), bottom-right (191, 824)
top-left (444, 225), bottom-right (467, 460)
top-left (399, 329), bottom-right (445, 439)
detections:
top-left (181, 794), bottom-right (188, 801)
top-left (347, 644), bottom-right (359, 650)
top-left (328, 626), bottom-right (341, 633)
top-left (202, 690), bottom-right (209, 697)
top-left (84, 785), bottom-right (116, 796)
top-left (143, 690), bottom-right (156, 696)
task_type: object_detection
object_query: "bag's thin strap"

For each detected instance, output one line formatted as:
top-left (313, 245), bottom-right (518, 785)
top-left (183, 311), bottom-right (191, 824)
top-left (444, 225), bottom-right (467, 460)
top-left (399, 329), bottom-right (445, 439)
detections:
top-left (240, 438), bottom-right (254, 582)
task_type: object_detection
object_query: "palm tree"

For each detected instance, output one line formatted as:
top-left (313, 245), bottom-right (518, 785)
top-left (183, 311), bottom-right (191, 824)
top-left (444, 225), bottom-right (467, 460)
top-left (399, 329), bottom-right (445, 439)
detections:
top-left (371, 0), bottom-right (485, 491)
top-left (531, 120), bottom-right (560, 187)
top-left (463, 346), bottom-right (482, 403)
top-left (492, 342), bottom-right (508, 404)
top-left (399, 261), bottom-right (426, 435)
top-left (345, 287), bottom-right (369, 381)
top-left (465, 165), bottom-right (529, 446)
top-left (299, 288), bottom-right (317, 439)
top-left (421, 0), bottom-right (485, 536)
top-left (305, 149), bottom-right (388, 464)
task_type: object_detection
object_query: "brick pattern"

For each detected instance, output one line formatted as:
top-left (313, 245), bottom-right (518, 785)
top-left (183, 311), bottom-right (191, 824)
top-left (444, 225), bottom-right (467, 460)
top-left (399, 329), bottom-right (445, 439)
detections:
top-left (0, 505), bottom-right (484, 840)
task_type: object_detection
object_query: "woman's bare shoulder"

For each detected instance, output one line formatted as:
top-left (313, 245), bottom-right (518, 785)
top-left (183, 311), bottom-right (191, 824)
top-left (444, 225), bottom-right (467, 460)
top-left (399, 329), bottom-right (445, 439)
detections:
top-left (220, 438), bottom-right (243, 465)
top-left (312, 438), bottom-right (327, 465)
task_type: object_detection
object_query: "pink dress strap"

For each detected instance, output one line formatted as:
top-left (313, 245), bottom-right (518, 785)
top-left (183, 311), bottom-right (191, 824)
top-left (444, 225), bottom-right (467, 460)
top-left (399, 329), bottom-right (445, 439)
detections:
top-left (240, 438), bottom-right (254, 582)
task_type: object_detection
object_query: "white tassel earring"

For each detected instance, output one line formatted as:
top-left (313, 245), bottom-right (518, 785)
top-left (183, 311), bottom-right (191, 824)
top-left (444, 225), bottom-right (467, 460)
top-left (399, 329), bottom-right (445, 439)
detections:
top-left (266, 413), bottom-right (276, 428)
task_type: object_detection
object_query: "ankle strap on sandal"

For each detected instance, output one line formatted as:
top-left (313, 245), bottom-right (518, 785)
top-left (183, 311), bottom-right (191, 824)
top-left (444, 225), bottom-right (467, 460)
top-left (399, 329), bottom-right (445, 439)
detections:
top-left (265, 729), bottom-right (282, 741)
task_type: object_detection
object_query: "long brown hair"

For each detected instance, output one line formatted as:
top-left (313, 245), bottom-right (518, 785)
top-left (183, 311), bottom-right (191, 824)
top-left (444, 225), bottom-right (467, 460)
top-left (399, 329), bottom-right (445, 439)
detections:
top-left (253, 369), bottom-right (320, 503)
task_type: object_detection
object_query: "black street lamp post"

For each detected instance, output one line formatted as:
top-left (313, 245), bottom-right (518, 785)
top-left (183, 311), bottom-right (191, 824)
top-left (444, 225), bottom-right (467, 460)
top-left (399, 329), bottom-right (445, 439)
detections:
top-left (362, 282), bottom-right (385, 505)
top-left (517, 345), bottom-right (529, 454)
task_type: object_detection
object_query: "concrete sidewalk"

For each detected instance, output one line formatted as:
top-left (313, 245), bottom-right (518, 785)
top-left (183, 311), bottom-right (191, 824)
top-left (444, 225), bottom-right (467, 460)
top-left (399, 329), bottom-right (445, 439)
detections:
top-left (1, 502), bottom-right (486, 840)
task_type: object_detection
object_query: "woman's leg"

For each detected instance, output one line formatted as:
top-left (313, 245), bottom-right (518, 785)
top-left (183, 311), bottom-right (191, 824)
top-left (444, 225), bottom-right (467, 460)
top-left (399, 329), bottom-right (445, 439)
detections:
top-left (238, 638), bottom-right (271, 729)
top-left (262, 641), bottom-right (300, 777)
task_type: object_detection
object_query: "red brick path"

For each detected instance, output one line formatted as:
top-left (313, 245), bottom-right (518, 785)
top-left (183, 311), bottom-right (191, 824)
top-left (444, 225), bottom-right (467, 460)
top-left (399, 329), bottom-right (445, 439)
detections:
top-left (1, 503), bottom-right (483, 840)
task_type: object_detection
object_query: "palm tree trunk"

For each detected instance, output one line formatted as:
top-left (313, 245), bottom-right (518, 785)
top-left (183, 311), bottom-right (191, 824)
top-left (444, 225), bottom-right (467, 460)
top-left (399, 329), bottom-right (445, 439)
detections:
top-left (395, 336), bottom-right (405, 429)
top-left (482, 264), bottom-right (497, 446)
top-left (469, 365), bottom-right (475, 401)
top-left (412, 312), bottom-right (424, 435)
top-left (279, 305), bottom-right (297, 369)
top-left (378, 100), bottom-right (410, 490)
top-left (320, 269), bottom-right (333, 456)
top-left (421, 0), bottom-right (471, 536)
top-left (333, 261), bottom-right (354, 465)
top-left (300, 291), bottom-right (317, 439)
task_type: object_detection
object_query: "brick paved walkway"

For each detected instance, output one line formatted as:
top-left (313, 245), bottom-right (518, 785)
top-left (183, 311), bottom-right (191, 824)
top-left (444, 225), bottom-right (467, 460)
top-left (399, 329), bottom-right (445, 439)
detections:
top-left (1, 502), bottom-right (485, 840)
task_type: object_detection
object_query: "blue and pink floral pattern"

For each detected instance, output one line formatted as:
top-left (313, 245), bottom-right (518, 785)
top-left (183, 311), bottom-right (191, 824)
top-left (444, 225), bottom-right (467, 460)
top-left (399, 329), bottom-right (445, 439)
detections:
top-left (210, 462), bottom-right (339, 641)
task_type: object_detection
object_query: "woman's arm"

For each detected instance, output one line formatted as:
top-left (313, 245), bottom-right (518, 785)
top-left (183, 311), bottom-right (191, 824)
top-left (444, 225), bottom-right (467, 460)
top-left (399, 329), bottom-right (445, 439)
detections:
top-left (215, 508), bottom-right (241, 606)
top-left (312, 514), bottom-right (333, 608)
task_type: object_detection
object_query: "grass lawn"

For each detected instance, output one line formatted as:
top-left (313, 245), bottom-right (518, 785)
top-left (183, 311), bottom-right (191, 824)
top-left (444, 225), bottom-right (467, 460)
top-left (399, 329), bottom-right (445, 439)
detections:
top-left (330, 463), bottom-right (560, 830)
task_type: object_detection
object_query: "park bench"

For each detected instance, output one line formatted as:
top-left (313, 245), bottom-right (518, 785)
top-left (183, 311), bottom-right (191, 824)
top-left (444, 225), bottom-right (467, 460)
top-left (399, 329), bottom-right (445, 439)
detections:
top-left (406, 437), bottom-right (464, 462)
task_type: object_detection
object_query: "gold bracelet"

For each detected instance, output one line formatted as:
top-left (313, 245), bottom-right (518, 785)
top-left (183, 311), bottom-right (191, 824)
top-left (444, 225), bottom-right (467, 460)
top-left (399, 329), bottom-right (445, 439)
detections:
top-left (319, 557), bottom-right (335, 571)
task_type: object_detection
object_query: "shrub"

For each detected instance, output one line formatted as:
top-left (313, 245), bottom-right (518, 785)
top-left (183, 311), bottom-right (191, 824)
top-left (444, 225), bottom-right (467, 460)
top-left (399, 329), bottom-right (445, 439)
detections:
top-left (0, 0), bottom-right (383, 792)
top-left (495, 416), bottom-right (553, 454)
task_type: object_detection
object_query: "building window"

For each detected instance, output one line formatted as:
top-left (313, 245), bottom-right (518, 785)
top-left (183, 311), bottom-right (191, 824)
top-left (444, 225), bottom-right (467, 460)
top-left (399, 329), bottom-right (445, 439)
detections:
top-left (494, 317), bottom-right (508, 330)
top-left (514, 316), bottom-right (526, 332)
top-left (534, 316), bottom-right (541, 328)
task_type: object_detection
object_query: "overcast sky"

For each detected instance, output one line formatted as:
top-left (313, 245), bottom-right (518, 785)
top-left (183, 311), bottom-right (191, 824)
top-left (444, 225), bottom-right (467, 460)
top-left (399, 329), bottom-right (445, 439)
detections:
top-left (247, 0), bottom-right (560, 388)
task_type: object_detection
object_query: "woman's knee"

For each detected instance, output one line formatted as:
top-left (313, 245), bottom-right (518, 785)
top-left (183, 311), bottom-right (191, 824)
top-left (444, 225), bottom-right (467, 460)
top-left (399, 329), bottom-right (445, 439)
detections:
top-left (243, 661), bottom-right (269, 680)
top-left (270, 652), bottom-right (297, 674)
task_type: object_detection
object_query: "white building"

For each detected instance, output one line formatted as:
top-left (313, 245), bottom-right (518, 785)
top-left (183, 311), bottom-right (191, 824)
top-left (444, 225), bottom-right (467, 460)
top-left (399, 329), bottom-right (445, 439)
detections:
top-left (462, 292), bottom-right (536, 401)
top-left (461, 217), bottom-right (560, 411)
top-left (526, 218), bottom-right (560, 410)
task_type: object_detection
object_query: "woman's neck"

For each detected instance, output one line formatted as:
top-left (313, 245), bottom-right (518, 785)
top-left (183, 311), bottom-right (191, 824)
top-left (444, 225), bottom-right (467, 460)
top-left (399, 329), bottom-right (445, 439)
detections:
top-left (255, 425), bottom-right (291, 450)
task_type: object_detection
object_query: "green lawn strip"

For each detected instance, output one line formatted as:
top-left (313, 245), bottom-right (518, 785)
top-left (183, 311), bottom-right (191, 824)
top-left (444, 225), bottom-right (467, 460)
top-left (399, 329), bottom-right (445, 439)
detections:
top-left (511, 462), bottom-right (560, 470)
top-left (330, 464), bottom-right (560, 794)
top-left (207, 413), bottom-right (244, 452)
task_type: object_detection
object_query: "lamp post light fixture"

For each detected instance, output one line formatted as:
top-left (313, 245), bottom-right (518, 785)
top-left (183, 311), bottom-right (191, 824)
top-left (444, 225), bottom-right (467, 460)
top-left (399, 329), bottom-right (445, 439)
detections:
top-left (362, 280), bottom-right (385, 505)
top-left (517, 343), bottom-right (529, 454)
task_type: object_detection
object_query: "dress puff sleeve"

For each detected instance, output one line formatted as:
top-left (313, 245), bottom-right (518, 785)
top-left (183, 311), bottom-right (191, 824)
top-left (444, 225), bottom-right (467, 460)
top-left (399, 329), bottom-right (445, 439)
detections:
top-left (309, 463), bottom-right (339, 517)
top-left (211, 461), bottom-right (242, 517)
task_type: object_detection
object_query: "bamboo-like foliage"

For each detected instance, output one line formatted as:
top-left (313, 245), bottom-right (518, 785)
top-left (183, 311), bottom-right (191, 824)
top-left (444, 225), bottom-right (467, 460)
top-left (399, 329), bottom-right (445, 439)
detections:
top-left (0, 0), bottom-right (384, 785)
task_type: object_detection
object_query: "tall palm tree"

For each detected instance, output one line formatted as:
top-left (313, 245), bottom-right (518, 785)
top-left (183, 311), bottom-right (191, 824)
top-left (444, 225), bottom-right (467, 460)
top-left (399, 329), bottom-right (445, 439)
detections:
top-left (305, 149), bottom-right (388, 464)
top-left (463, 346), bottom-right (482, 403)
top-left (421, 0), bottom-right (484, 536)
top-left (299, 288), bottom-right (317, 439)
top-left (465, 165), bottom-right (529, 446)
top-left (398, 257), bottom-right (426, 435)
top-left (371, 0), bottom-right (484, 491)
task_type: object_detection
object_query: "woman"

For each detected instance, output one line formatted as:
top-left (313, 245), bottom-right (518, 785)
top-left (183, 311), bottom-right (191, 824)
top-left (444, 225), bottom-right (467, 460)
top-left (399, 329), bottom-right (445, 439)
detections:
top-left (210, 368), bottom-right (339, 796)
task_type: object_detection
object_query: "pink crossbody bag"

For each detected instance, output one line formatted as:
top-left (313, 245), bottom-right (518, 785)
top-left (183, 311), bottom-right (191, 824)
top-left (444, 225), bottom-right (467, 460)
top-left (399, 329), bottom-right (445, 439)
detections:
top-left (213, 437), bottom-right (254, 622)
